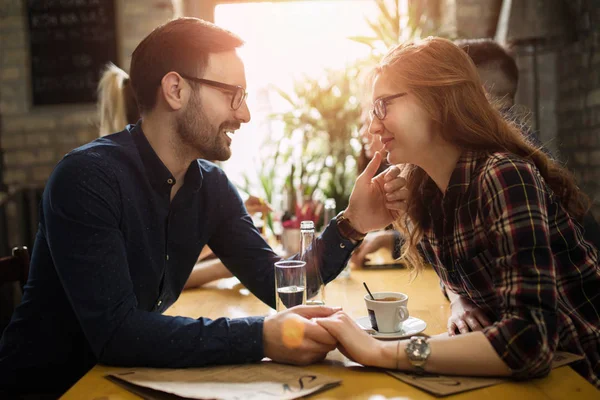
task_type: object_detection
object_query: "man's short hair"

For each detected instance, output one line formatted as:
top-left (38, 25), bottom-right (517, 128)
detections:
top-left (130, 17), bottom-right (244, 114)
top-left (455, 38), bottom-right (519, 86)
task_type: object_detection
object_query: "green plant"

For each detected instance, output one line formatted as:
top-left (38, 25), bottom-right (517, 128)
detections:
top-left (242, 0), bottom-right (445, 225)
top-left (270, 67), bottom-right (363, 214)
top-left (349, 0), bottom-right (444, 55)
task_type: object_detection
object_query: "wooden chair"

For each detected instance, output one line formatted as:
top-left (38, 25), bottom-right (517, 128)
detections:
top-left (0, 246), bottom-right (29, 288)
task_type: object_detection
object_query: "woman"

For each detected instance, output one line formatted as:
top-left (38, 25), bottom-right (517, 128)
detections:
top-left (316, 37), bottom-right (599, 387)
top-left (97, 63), bottom-right (140, 136)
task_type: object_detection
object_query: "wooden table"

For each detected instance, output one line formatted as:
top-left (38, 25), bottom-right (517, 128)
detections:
top-left (62, 267), bottom-right (598, 399)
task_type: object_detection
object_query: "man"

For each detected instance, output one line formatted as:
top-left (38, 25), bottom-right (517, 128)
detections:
top-left (0, 18), bottom-right (406, 397)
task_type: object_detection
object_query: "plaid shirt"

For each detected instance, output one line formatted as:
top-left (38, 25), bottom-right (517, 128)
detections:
top-left (419, 151), bottom-right (600, 387)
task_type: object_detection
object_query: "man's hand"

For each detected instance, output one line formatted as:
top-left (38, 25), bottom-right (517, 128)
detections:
top-left (448, 295), bottom-right (493, 335)
top-left (350, 230), bottom-right (396, 267)
top-left (263, 306), bottom-right (340, 365)
top-left (315, 311), bottom-right (387, 368)
top-left (344, 152), bottom-right (408, 234)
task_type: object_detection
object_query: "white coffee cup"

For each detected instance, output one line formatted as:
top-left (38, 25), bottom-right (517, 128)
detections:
top-left (364, 292), bottom-right (409, 333)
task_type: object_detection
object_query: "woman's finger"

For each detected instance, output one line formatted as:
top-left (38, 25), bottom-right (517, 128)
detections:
top-left (302, 338), bottom-right (337, 354)
top-left (385, 200), bottom-right (408, 211)
top-left (448, 321), bottom-right (458, 336)
top-left (473, 310), bottom-right (492, 327)
top-left (465, 316), bottom-right (482, 331)
top-left (303, 320), bottom-right (338, 346)
top-left (455, 319), bottom-right (469, 334)
top-left (385, 189), bottom-right (409, 202)
top-left (314, 316), bottom-right (343, 337)
top-left (384, 177), bottom-right (407, 193)
top-left (384, 167), bottom-right (403, 182)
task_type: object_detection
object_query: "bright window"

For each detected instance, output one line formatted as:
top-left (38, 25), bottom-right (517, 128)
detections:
top-left (215, 1), bottom-right (381, 196)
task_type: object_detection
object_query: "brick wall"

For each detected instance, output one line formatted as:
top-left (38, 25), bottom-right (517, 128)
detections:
top-left (556, 1), bottom-right (600, 216)
top-left (0, 0), bottom-right (173, 252)
top-left (441, 0), bottom-right (502, 38)
top-left (0, 0), bottom-right (174, 188)
top-left (446, 0), bottom-right (599, 215)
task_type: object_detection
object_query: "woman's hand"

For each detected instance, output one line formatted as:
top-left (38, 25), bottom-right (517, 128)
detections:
top-left (345, 152), bottom-right (408, 234)
top-left (448, 295), bottom-right (492, 335)
top-left (315, 311), bottom-right (389, 368)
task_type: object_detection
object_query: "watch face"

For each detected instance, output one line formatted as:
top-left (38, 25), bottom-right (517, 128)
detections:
top-left (408, 337), bottom-right (431, 360)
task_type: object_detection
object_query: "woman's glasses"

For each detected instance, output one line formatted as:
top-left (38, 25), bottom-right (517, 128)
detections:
top-left (370, 92), bottom-right (407, 120)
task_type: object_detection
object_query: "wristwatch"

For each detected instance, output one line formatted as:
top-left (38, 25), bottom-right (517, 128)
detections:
top-left (405, 336), bottom-right (431, 373)
top-left (335, 211), bottom-right (366, 242)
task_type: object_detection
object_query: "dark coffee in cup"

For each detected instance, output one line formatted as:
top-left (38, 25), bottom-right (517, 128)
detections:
top-left (377, 297), bottom-right (400, 302)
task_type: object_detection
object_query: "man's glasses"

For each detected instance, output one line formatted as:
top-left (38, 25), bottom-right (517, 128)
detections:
top-left (179, 73), bottom-right (248, 111)
top-left (370, 92), bottom-right (407, 120)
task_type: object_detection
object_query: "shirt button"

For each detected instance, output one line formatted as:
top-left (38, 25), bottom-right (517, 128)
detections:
top-left (340, 243), bottom-right (346, 249)
top-left (157, 300), bottom-right (162, 307)
top-left (167, 178), bottom-right (174, 185)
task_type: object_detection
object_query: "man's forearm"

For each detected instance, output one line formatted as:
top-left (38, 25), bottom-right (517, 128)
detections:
top-left (100, 310), bottom-right (265, 368)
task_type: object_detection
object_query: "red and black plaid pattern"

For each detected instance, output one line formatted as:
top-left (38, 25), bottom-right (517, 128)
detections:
top-left (420, 151), bottom-right (599, 387)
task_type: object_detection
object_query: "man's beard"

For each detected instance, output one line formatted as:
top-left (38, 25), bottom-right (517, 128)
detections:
top-left (174, 92), bottom-right (236, 162)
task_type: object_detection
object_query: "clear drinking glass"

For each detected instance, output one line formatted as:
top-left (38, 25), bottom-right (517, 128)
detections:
top-left (274, 260), bottom-right (307, 312)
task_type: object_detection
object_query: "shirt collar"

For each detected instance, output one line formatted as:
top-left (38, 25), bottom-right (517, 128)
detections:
top-left (445, 150), bottom-right (485, 195)
top-left (129, 121), bottom-right (203, 193)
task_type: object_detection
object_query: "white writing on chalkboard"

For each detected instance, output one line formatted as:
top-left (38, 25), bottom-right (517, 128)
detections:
top-left (34, 72), bottom-right (97, 93)
top-left (30, 9), bottom-right (108, 28)
top-left (27, 0), bottom-right (118, 105)
top-left (28, 0), bottom-right (103, 11)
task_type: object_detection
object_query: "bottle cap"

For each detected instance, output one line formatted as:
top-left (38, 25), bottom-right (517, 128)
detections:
top-left (300, 220), bottom-right (315, 230)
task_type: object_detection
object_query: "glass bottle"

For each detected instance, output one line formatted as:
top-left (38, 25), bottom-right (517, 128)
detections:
top-left (322, 198), bottom-right (337, 232)
top-left (300, 220), bottom-right (325, 305)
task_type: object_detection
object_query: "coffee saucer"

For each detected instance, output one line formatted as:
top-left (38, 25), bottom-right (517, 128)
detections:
top-left (355, 316), bottom-right (427, 340)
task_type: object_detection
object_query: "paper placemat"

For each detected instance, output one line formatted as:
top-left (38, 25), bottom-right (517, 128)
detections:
top-left (386, 351), bottom-right (584, 396)
top-left (106, 362), bottom-right (341, 400)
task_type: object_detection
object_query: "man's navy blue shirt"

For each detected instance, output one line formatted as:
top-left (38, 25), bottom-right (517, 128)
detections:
top-left (0, 122), bottom-right (355, 394)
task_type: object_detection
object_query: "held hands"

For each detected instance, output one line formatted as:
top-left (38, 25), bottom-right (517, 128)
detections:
top-left (314, 311), bottom-right (388, 368)
top-left (263, 306), bottom-right (339, 365)
top-left (448, 295), bottom-right (492, 335)
top-left (345, 152), bottom-right (408, 234)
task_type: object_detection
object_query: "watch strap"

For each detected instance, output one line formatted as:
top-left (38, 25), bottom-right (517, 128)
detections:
top-left (335, 211), bottom-right (366, 242)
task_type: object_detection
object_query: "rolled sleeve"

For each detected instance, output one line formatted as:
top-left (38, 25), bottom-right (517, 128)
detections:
top-left (479, 156), bottom-right (558, 379)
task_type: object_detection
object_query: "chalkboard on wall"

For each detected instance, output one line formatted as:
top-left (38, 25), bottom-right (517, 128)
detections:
top-left (26, 0), bottom-right (118, 105)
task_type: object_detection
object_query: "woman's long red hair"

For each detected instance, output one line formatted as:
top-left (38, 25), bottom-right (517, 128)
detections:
top-left (375, 37), bottom-right (590, 272)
